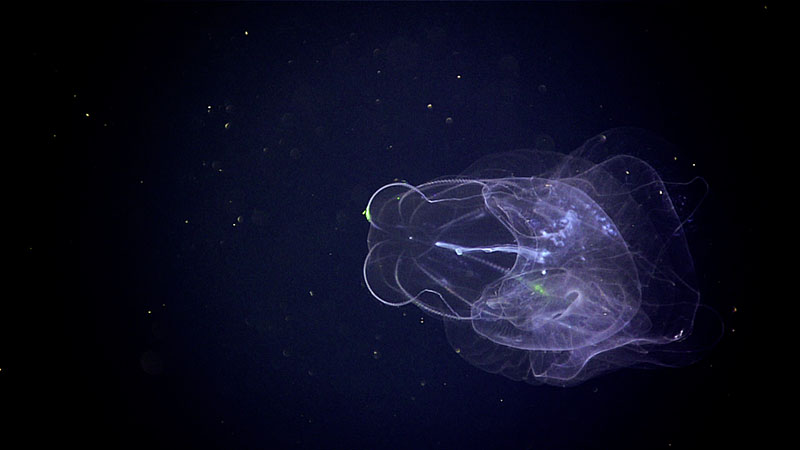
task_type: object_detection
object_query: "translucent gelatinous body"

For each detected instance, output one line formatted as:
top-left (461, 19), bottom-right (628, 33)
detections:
top-left (364, 129), bottom-right (711, 386)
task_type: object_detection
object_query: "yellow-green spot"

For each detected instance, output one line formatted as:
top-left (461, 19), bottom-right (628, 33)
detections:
top-left (363, 208), bottom-right (372, 222)
top-left (514, 275), bottom-right (548, 296)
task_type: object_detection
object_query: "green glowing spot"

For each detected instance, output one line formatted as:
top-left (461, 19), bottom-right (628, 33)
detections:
top-left (514, 275), bottom-right (548, 296)
top-left (362, 208), bottom-right (371, 222)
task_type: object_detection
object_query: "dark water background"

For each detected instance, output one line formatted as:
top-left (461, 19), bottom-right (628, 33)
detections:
top-left (11, 2), bottom-right (775, 449)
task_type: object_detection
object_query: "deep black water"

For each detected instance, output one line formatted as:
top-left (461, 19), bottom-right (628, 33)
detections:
top-left (12, 2), bottom-right (775, 449)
